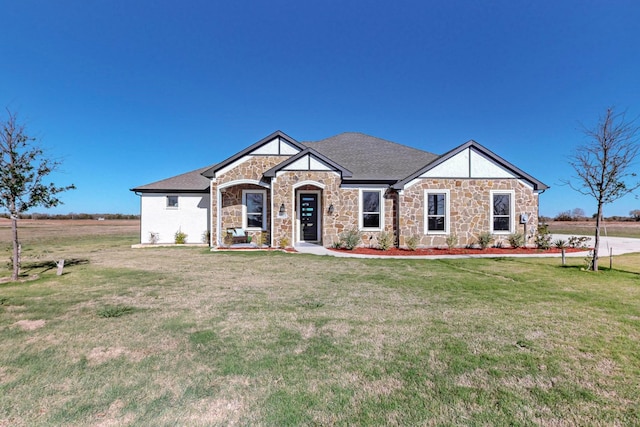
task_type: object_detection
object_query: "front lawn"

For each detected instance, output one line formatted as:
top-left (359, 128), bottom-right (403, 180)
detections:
top-left (0, 232), bottom-right (639, 425)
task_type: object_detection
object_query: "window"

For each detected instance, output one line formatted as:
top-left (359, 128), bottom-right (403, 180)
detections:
top-left (243, 190), bottom-right (266, 230)
top-left (166, 195), bottom-right (178, 208)
top-left (361, 190), bottom-right (383, 229)
top-left (425, 190), bottom-right (449, 233)
top-left (491, 191), bottom-right (513, 233)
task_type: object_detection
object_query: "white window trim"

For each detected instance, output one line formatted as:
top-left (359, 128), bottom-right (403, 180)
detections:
top-left (424, 189), bottom-right (450, 235)
top-left (359, 188), bottom-right (385, 231)
top-left (242, 189), bottom-right (267, 231)
top-left (490, 190), bottom-right (515, 234)
top-left (166, 195), bottom-right (179, 209)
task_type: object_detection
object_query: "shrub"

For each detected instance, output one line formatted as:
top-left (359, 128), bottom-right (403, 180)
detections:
top-left (535, 224), bottom-right (552, 249)
top-left (568, 236), bottom-right (591, 249)
top-left (406, 235), bottom-right (419, 251)
top-left (257, 230), bottom-right (269, 247)
top-left (554, 239), bottom-right (567, 249)
top-left (149, 232), bottom-right (159, 244)
top-left (339, 228), bottom-right (362, 250)
top-left (445, 233), bottom-right (458, 250)
top-left (377, 231), bottom-right (394, 251)
top-left (476, 232), bottom-right (493, 249)
top-left (279, 236), bottom-right (290, 249)
top-left (331, 241), bottom-right (342, 249)
top-left (174, 229), bottom-right (188, 244)
top-left (507, 233), bottom-right (524, 248)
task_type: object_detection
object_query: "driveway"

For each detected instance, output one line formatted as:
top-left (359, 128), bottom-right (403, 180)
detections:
top-left (552, 234), bottom-right (640, 256)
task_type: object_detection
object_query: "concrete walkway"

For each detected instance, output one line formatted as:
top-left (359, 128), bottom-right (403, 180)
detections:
top-left (294, 235), bottom-right (640, 259)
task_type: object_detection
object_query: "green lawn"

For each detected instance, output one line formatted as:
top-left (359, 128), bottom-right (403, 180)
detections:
top-left (1, 230), bottom-right (639, 425)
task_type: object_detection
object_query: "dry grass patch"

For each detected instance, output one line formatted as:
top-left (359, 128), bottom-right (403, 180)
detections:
top-left (0, 223), bottom-right (639, 425)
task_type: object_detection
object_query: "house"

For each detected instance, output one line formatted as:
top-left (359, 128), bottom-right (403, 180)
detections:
top-left (130, 131), bottom-right (548, 248)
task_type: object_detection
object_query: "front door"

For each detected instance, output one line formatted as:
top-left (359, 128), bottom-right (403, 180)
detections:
top-left (299, 193), bottom-right (319, 241)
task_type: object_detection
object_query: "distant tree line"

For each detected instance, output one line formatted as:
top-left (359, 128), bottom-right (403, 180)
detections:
top-left (0, 213), bottom-right (139, 220)
top-left (540, 208), bottom-right (640, 222)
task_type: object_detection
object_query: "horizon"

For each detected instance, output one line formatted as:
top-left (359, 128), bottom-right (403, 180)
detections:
top-left (2, 1), bottom-right (639, 217)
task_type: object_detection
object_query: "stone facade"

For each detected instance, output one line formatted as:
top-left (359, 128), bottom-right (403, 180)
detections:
top-left (398, 178), bottom-right (539, 248)
top-left (211, 155), bottom-right (540, 249)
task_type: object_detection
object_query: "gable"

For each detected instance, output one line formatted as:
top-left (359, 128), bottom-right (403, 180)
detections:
top-left (202, 130), bottom-right (306, 178)
top-left (419, 148), bottom-right (515, 179)
top-left (394, 140), bottom-right (549, 191)
top-left (250, 136), bottom-right (301, 155)
top-left (283, 154), bottom-right (333, 171)
top-left (263, 148), bottom-right (353, 178)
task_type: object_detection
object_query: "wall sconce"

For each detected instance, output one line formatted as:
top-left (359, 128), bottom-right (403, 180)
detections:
top-left (328, 204), bottom-right (334, 214)
top-left (279, 203), bottom-right (285, 215)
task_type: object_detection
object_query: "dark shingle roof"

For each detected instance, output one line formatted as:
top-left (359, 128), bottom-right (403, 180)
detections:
top-left (130, 165), bottom-right (212, 193)
top-left (302, 132), bottom-right (438, 181)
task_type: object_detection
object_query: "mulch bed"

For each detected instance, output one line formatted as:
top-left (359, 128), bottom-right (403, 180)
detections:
top-left (328, 246), bottom-right (590, 256)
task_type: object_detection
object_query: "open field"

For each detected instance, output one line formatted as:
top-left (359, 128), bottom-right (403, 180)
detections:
top-left (546, 220), bottom-right (640, 239)
top-left (1, 220), bottom-right (639, 425)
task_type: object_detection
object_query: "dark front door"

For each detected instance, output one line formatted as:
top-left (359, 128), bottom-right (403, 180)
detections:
top-left (300, 193), bottom-right (319, 241)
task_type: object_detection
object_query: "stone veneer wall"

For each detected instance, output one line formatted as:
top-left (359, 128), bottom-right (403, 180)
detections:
top-left (271, 171), bottom-right (342, 247)
top-left (271, 172), bottom-right (395, 247)
top-left (212, 155), bottom-right (290, 245)
top-left (399, 178), bottom-right (539, 248)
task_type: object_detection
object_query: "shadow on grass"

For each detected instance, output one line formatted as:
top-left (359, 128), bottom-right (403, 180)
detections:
top-left (20, 258), bottom-right (90, 275)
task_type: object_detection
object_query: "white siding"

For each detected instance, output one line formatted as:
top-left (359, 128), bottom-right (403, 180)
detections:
top-left (420, 148), bottom-right (517, 179)
top-left (470, 150), bottom-right (514, 178)
top-left (421, 150), bottom-right (469, 177)
top-left (140, 193), bottom-right (210, 244)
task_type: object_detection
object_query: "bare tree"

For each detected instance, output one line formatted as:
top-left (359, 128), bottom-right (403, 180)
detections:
top-left (0, 109), bottom-right (75, 281)
top-left (566, 107), bottom-right (640, 271)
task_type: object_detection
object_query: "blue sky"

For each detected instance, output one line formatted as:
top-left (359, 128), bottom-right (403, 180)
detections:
top-left (2, 0), bottom-right (639, 217)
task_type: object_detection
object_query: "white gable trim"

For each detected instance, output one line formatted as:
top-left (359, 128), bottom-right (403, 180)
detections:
top-left (250, 136), bottom-right (301, 156)
top-left (419, 148), bottom-right (518, 179)
top-left (282, 154), bottom-right (335, 172)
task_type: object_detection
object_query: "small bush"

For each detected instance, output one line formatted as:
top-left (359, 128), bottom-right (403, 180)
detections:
top-left (554, 239), bottom-right (567, 249)
top-left (507, 233), bottom-right (524, 248)
top-left (339, 228), bottom-right (362, 250)
top-left (331, 241), bottom-right (342, 249)
top-left (279, 236), bottom-right (290, 249)
top-left (174, 229), bottom-right (188, 244)
top-left (377, 231), bottom-right (394, 250)
top-left (406, 235), bottom-right (419, 251)
top-left (568, 236), bottom-right (591, 249)
top-left (257, 231), bottom-right (269, 247)
top-left (445, 233), bottom-right (458, 250)
top-left (97, 305), bottom-right (135, 318)
top-left (149, 232), bottom-right (159, 244)
top-left (535, 224), bottom-right (552, 249)
top-left (477, 232), bottom-right (493, 249)
top-left (494, 240), bottom-right (504, 248)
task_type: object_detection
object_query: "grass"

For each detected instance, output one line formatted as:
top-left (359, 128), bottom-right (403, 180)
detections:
top-left (0, 220), bottom-right (639, 425)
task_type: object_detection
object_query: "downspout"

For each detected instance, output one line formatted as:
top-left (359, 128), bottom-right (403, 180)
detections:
top-left (209, 181), bottom-right (214, 247)
top-left (216, 184), bottom-right (222, 247)
top-left (270, 177), bottom-right (275, 248)
top-left (135, 191), bottom-right (143, 244)
top-left (395, 189), bottom-right (401, 248)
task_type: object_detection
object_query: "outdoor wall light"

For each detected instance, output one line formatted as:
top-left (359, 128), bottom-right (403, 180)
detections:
top-left (328, 204), bottom-right (334, 214)
top-left (279, 203), bottom-right (285, 215)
